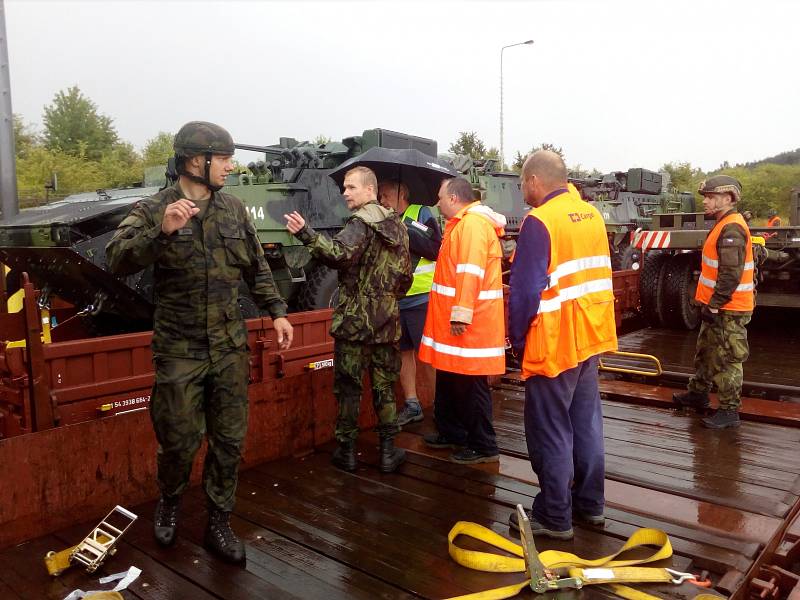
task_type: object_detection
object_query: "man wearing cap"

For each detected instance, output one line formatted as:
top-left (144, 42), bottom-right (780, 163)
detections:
top-left (673, 175), bottom-right (753, 429)
top-left (107, 121), bottom-right (294, 563)
top-left (377, 179), bottom-right (442, 426)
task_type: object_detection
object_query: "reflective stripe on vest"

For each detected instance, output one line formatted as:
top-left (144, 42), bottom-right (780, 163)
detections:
top-left (694, 211), bottom-right (754, 312)
top-left (403, 204), bottom-right (436, 296)
top-left (521, 189), bottom-right (617, 379)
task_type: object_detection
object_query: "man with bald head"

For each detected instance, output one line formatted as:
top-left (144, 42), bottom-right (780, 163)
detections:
top-left (507, 150), bottom-right (617, 539)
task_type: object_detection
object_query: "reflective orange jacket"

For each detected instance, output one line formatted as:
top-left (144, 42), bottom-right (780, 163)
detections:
top-left (418, 202), bottom-right (506, 375)
top-left (520, 188), bottom-right (617, 378)
top-left (767, 215), bottom-right (781, 227)
top-left (695, 211), bottom-right (754, 312)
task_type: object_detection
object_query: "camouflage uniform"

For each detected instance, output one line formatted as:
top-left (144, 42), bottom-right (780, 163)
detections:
top-left (688, 208), bottom-right (752, 410)
top-left (294, 201), bottom-right (412, 442)
top-left (106, 183), bottom-right (287, 510)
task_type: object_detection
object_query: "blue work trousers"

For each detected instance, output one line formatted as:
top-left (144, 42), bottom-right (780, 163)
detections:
top-left (525, 355), bottom-right (605, 531)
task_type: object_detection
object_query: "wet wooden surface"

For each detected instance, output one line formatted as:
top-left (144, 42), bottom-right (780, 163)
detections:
top-left (618, 309), bottom-right (800, 391)
top-left (3, 390), bottom-right (798, 599)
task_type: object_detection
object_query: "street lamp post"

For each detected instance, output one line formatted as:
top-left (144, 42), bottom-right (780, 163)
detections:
top-left (500, 39), bottom-right (533, 170)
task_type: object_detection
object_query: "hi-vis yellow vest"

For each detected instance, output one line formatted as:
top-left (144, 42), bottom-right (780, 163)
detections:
top-left (403, 204), bottom-right (436, 296)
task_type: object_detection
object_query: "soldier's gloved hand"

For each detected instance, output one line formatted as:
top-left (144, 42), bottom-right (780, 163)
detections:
top-left (273, 317), bottom-right (294, 350)
top-left (701, 305), bottom-right (719, 324)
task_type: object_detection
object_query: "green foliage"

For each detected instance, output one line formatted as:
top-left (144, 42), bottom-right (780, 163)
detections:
top-left (313, 134), bottom-right (332, 146)
top-left (719, 163), bottom-right (800, 218)
top-left (449, 131), bottom-right (488, 160)
top-left (660, 162), bottom-right (704, 194)
top-left (143, 131), bottom-right (174, 167)
top-left (511, 143), bottom-right (565, 172)
top-left (43, 86), bottom-right (119, 161)
top-left (13, 114), bottom-right (40, 159)
top-left (485, 146), bottom-right (500, 160)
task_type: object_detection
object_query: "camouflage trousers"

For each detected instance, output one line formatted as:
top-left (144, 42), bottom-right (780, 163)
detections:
top-left (150, 350), bottom-right (250, 511)
top-left (688, 312), bottom-right (751, 410)
top-left (333, 339), bottom-right (400, 442)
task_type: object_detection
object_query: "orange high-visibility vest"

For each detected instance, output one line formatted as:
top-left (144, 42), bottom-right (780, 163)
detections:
top-left (695, 211), bottom-right (754, 312)
top-left (521, 189), bottom-right (617, 379)
top-left (418, 201), bottom-right (506, 376)
top-left (767, 215), bottom-right (781, 227)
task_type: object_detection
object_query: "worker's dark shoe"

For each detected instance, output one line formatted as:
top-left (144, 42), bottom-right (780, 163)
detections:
top-left (509, 509), bottom-right (574, 540)
top-left (331, 440), bottom-right (357, 472)
top-left (573, 510), bottom-right (606, 527)
top-left (153, 495), bottom-right (180, 547)
top-left (702, 409), bottom-right (741, 429)
top-left (397, 400), bottom-right (424, 427)
top-left (423, 432), bottom-right (463, 449)
top-left (379, 437), bottom-right (406, 473)
top-left (672, 390), bottom-right (710, 411)
top-left (449, 447), bottom-right (500, 464)
top-left (204, 509), bottom-right (246, 564)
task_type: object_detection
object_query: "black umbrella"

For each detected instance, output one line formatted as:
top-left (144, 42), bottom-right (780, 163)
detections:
top-left (328, 147), bottom-right (459, 206)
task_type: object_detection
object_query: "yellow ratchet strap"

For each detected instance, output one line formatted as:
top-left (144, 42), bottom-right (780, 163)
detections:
top-left (445, 520), bottom-right (681, 600)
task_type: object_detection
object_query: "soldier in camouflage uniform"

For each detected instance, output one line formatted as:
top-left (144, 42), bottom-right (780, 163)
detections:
top-left (285, 166), bottom-right (412, 473)
top-left (673, 175), bottom-right (752, 429)
top-left (106, 121), bottom-right (293, 563)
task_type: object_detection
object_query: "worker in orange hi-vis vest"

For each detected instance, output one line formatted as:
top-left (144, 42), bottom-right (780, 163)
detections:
top-left (418, 177), bottom-right (506, 465)
top-left (507, 151), bottom-right (617, 541)
top-left (766, 208), bottom-right (781, 228)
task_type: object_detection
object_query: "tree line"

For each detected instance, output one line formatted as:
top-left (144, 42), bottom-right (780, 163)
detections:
top-left (14, 86), bottom-right (173, 207)
top-left (12, 88), bottom-right (799, 220)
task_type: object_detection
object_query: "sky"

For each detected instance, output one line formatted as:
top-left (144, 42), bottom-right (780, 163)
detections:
top-left (5, 0), bottom-right (798, 173)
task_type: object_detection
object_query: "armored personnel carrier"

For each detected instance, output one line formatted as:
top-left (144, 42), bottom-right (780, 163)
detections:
top-left (0, 128), bottom-right (530, 332)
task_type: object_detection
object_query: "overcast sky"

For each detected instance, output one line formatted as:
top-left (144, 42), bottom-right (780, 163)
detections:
top-left (5, 0), bottom-right (798, 173)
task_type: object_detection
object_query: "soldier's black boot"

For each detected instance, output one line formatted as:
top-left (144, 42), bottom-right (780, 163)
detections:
top-left (672, 390), bottom-right (710, 412)
top-left (379, 437), bottom-right (406, 473)
top-left (204, 508), bottom-right (246, 564)
top-left (153, 495), bottom-right (180, 547)
top-left (702, 409), bottom-right (741, 429)
top-left (331, 440), bottom-right (357, 472)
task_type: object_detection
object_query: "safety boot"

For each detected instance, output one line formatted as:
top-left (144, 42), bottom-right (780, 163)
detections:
top-left (672, 390), bottom-right (710, 412)
top-left (331, 440), bottom-right (357, 472)
top-left (153, 495), bottom-right (180, 547)
top-left (204, 508), bottom-right (246, 564)
top-left (702, 409), bottom-right (741, 429)
top-left (379, 437), bottom-right (406, 473)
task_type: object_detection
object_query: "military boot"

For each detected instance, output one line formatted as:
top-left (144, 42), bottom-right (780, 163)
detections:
top-left (204, 508), bottom-right (246, 564)
top-left (331, 440), bottom-right (357, 472)
top-left (153, 495), bottom-right (180, 547)
top-left (702, 409), bottom-right (741, 429)
top-left (672, 390), bottom-right (710, 412)
top-left (379, 437), bottom-right (406, 473)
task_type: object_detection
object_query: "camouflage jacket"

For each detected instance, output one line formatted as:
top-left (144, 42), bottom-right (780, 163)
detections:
top-left (710, 208), bottom-right (750, 312)
top-left (105, 183), bottom-right (287, 359)
top-left (295, 201), bottom-right (412, 343)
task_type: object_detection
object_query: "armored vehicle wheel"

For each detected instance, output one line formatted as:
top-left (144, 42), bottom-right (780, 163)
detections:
top-left (639, 251), bottom-right (669, 328)
top-left (661, 252), bottom-right (700, 330)
top-left (611, 245), bottom-right (642, 271)
top-left (296, 265), bottom-right (339, 311)
top-left (4, 269), bottom-right (21, 295)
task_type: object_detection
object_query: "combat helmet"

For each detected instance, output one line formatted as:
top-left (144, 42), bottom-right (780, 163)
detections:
top-left (173, 121), bottom-right (235, 191)
top-left (698, 175), bottom-right (742, 203)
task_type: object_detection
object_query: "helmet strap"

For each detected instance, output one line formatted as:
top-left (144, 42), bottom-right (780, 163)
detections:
top-left (176, 153), bottom-right (223, 192)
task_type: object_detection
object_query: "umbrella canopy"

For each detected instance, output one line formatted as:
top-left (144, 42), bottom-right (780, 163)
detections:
top-left (328, 147), bottom-right (459, 206)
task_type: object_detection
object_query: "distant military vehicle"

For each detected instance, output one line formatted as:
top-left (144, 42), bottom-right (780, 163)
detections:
top-left (570, 168), bottom-right (696, 270)
top-left (0, 129), bottom-right (530, 332)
